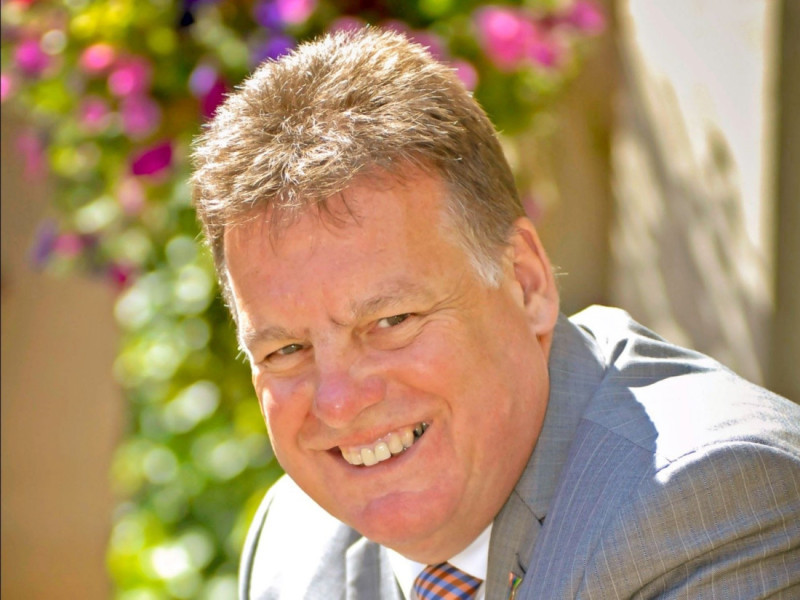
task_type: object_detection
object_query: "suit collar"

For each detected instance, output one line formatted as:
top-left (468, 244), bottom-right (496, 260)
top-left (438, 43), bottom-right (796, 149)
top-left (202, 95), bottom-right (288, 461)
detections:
top-left (486, 313), bottom-right (606, 597)
top-left (346, 537), bottom-right (403, 600)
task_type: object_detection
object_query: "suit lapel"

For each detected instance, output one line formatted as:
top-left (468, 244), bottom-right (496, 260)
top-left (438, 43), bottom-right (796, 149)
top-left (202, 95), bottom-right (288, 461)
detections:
top-left (346, 537), bottom-right (403, 600)
top-left (486, 314), bottom-right (606, 598)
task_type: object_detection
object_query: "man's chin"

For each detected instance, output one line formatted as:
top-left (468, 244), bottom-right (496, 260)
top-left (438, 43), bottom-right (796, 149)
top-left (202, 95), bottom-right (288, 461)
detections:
top-left (344, 492), bottom-right (467, 563)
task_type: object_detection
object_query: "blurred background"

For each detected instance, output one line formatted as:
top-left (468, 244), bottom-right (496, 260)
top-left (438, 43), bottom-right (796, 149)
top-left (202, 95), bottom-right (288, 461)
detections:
top-left (1, 0), bottom-right (797, 598)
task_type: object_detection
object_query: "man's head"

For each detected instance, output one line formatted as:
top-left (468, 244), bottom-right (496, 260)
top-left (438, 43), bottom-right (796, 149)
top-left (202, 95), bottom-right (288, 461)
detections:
top-left (192, 28), bottom-right (560, 562)
top-left (192, 28), bottom-right (523, 304)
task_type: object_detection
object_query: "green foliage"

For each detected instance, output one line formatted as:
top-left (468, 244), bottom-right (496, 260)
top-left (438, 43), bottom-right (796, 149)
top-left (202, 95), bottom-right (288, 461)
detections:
top-left (1, 0), bottom-right (603, 597)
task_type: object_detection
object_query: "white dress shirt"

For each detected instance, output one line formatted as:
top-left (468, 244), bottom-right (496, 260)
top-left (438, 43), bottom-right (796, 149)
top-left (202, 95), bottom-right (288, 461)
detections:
top-left (387, 524), bottom-right (492, 600)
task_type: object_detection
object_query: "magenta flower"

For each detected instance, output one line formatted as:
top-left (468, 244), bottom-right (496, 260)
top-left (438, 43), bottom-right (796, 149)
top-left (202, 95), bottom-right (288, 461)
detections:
top-left (108, 56), bottom-right (152, 97)
top-left (564, 1), bottom-right (606, 35)
top-left (131, 142), bottom-right (173, 176)
top-left (201, 77), bottom-right (227, 119)
top-left (79, 96), bottom-right (111, 131)
top-left (121, 95), bottom-right (162, 138)
top-left (474, 7), bottom-right (536, 71)
top-left (80, 43), bottom-right (116, 74)
top-left (14, 38), bottom-right (50, 76)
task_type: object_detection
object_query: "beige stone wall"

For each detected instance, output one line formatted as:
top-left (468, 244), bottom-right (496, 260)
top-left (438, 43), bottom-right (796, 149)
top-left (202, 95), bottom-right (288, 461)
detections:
top-left (1, 112), bottom-right (122, 599)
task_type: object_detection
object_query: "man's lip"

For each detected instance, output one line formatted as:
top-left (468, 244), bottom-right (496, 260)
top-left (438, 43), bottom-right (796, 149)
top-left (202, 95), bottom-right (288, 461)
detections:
top-left (338, 422), bottom-right (430, 467)
top-left (323, 420), bottom-right (430, 451)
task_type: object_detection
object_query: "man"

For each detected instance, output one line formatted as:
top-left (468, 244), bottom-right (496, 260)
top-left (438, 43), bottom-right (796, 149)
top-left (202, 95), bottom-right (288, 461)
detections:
top-left (191, 28), bottom-right (800, 599)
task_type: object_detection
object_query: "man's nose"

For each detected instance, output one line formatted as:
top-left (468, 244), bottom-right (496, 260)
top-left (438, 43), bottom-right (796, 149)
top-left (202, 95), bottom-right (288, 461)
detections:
top-left (312, 363), bottom-right (384, 428)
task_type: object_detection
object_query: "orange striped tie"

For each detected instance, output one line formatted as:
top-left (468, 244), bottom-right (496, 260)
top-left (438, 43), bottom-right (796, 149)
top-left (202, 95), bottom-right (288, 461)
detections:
top-left (413, 562), bottom-right (482, 600)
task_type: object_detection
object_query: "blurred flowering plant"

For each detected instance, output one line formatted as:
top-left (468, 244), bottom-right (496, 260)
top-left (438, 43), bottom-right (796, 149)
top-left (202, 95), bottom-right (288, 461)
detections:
top-left (1, 0), bottom-right (603, 597)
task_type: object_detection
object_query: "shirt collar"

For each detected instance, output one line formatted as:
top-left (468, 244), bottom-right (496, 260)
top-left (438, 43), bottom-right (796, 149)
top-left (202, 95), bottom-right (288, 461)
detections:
top-left (387, 524), bottom-right (492, 600)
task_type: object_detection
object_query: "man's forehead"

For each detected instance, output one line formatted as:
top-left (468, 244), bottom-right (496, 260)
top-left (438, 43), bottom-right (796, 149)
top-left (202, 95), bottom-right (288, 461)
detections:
top-left (223, 168), bottom-right (450, 253)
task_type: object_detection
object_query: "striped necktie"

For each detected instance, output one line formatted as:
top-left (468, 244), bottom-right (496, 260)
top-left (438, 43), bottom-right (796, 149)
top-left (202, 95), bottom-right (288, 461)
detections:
top-left (413, 562), bottom-right (483, 600)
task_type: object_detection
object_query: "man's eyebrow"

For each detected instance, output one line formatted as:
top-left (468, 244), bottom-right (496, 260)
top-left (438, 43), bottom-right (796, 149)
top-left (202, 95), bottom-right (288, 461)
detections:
top-left (238, 324), bottom-right (300, 354)
top-left (348, 281), bottom-right (432, 321)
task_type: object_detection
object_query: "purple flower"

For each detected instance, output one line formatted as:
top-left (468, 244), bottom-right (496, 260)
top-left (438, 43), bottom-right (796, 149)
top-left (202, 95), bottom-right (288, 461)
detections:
top-left (31, 220), bottom-right (58, 268)
top-left (131, 142), bottom-right (173, 176)
top-left (80, 43), bottom-right (116, 74)
top-left (121, 95), bottom-right (162, 138)
top-left (253, 0), bottom-right (282, 29)
top-left (564, 1), bottom-right (606, 35)
top-left (108, 56), bottom-right (152, 97)
top-left (252, 34), bottom-right (295, 65)
top-left (189, 64), bottom-right (218, 97)
top-left (14, 38), bottom-right (50, 76)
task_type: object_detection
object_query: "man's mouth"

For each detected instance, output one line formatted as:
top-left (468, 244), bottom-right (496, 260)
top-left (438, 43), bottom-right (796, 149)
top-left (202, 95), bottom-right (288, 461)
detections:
top-left (339, 422), bottom-right (429, 467)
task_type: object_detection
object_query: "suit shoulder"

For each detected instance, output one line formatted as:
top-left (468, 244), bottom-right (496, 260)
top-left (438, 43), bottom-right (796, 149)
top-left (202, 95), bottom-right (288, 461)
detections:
top-left (240, 475), bottom-right (360, 599)
top-left (570, 306), bottom-right (800, 464)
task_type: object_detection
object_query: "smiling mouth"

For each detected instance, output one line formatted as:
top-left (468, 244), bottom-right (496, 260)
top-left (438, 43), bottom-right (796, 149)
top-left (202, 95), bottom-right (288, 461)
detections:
top-left (339, 422), bottom-right (429, 467)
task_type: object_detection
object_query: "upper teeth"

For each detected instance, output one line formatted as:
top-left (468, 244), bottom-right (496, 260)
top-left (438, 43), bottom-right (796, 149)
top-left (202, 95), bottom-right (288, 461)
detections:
top-left (341, 422), bottom-right (428, 467)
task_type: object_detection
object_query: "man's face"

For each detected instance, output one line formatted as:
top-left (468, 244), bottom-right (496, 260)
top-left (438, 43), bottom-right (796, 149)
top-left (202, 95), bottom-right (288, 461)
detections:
top-left (224, 170), bottom-right (558, 562)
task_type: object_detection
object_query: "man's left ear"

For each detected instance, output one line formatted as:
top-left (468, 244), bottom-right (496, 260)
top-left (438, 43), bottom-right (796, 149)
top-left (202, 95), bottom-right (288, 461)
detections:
top-left (506, 217), bottom-right (559, 336)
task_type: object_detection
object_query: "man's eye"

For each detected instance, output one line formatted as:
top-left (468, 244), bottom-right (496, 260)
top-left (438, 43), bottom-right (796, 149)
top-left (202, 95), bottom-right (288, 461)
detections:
top-left (267, 343), bottom-right (304, 361)
top-left (376, 313), bottom-right (412, 329)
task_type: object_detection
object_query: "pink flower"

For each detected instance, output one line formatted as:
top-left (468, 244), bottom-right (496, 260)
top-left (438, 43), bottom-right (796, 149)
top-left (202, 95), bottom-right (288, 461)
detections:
top-left (53, 233), bottom-right (85, 257)
top-left (79, 96), bottom-right (111, 131)
top-left (14, 38), bottom-right (50, 76)
top-left (16, 131), bottom-right (46, 178)
top-left (108, 263), bottom-right (136, 289)
top-left (526, 33), bottom-right (563, 69)
top-left (409, 31), bottom-right (446, 62)
top-left (80, 43), bottom-right (116, 73)
top-left (274, 0), bottom-right (315, 25)
top-left (1, 73), bottom-right (13, 102)
top-left (474, 7), bottom-right (536, 71)
top-left (121, 95), bottom-right (162, 138)
top-left (327, 16), bottom-right (366, 34)
top-left (108, 56), bottom-right (152, 97)
top-left (475, 6), bottom-right (564, 71)
top-left (117, 178), bottom-right (146, 215)
top-left (131, 141), bottom-right (173, 176)
top-left (564, 0), bottom-right (606, 35)
top-left (452, 60), bottom-right (478, 91)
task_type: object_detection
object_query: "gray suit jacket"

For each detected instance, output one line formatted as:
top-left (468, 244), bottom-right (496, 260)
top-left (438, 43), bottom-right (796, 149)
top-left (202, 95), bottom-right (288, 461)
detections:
top-left (240, 306), bottom-right (800, 599)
